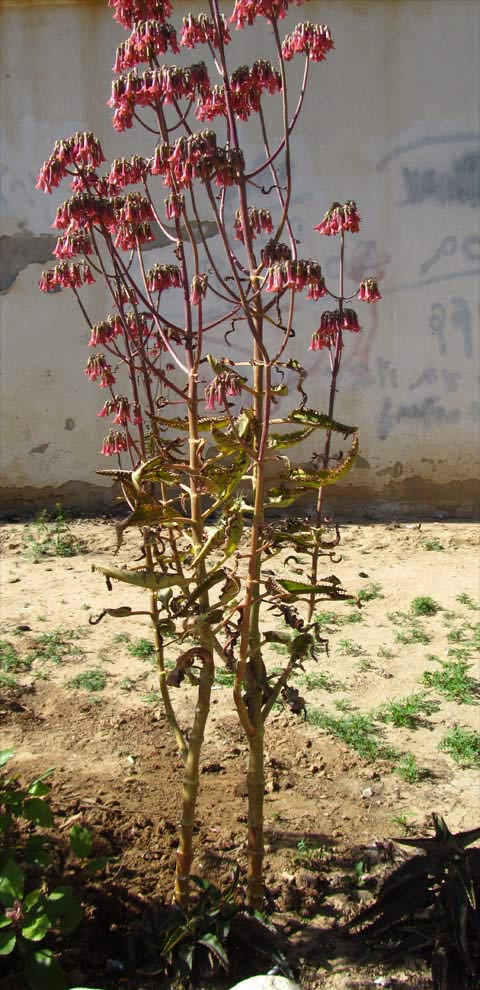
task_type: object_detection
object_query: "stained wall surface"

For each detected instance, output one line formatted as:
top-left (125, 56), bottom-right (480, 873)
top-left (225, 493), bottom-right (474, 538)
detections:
top-left (1, 0), bottom-right (479, 515)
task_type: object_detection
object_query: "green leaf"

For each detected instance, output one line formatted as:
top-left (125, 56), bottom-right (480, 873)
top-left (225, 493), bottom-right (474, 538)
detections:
top-left (267, 427), bottom-right (315, 449)
top-left (23, 798), bottom-right (54, 828)
top-left (277, 579), bottom-right (350, 598)
top-left (198, 932), bottom-right (229, 969)
top-left (0, 928), bottom-right (16, 955)
top-left (22, 908), bottom-right (52, 942)
top-left (46, 886), bottom-right (83, 936)
top-left (27, 768), bottom-right (54, 796)
top-left (287, 409), bottom-right (357, 435)
top-left (69, 824), bottom-right (93, 859)
top-left (85, 856), bottom-right (111, 875)
top-left (91, 563), bottom-right (188, 592)
top-left (23, 890), bottom-right (43, 912)
top-left (24, 837), bottom-right (51, 868)
top-left (24, 948), bottom-right (67, 990)
top-left (0, 854), bottom-right (24, 904)
top-left (0, 748), bottom-right (14, 769)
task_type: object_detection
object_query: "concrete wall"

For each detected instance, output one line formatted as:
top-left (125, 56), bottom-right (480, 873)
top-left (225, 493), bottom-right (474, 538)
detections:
top-left (1, 0), bottom-right (479, 516)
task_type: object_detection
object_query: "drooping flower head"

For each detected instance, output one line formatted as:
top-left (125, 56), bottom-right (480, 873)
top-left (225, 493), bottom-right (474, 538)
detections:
top-left (314, 200), bottom-right (361, 236)
top-left (358, 277), bottom-right (381, 303)
top-left (282, 22), bottom-right (334, 62)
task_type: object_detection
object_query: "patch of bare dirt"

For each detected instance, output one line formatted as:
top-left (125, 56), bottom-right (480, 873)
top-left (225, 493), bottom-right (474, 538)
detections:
top-left (0, 518), bottom-right (478, 989)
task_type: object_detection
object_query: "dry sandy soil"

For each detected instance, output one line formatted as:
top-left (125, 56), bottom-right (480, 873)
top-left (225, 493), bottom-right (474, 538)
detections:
top-left (0, 516), bottom-right (479, 990)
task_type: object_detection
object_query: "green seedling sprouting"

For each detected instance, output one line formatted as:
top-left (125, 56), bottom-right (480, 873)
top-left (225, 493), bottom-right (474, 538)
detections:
top-left (377, 693), bottom-right (439, 729)
top-left (395, 625), bottom-right (432, 646)
top-left (410, 596), bottom-right (440, 616)
top-left (31, 629), bottom-right (84, 665)
top-left (22, 504), bottom-right (86, 561)
top-left (215, 668), bottom-right (235, 687)
top-left (0, 640), bottom-right (33, 673)
top-left (298, 671), bottom-right (345, 692)
top-left (456, 593), bottom-right (479, 611)
top-left (395, 753), bottom-right (424, 784)
top-left (338, 639), bottom-right (366, 657)
top-left (307, 708), bottom-right (397, 763)
top-left (421, 658), bottom-right (479, 705)
top-left (377, 645), bottom-right (396, 660)
top-left (67, 668), bottom-right (107, 692)
top-left (357, 582), bottom-right (384, 602)
top-left (439, 727), bottom-right (480, 768)
top-left (126, 637), bottom-right (156, 661)
top-left (421, 539), bottom-right (445, 552)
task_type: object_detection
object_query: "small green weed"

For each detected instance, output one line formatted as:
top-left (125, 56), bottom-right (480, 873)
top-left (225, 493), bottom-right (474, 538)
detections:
top-left (377, 693), bottom-right (439, 729)
top-left (421, 539), bottom-right (445, 552)
top-left (439, 727), bottom-right (480, 768)
top-left (126, 637), bottom-right (156, 661)
top-left (0, 672), bottom-right (19, 689)
top-left (67, 668), bottom-right (107, 692)
top-left (314, 611), bottom-right (340, 630)
top-left (395, 625), bottom-right (432, 646)
top-left (298, 671), bottom-right (345, 692)
top-left (456, 593), bottom-right (479, 611)
top-left (395, 753), bottom-right (424, 784)
top-left (341, 609), bottom-right (364, 625)
top-left (0, 640), bottom-right (33, 673)
top-left (307, 708), bottom-right (397, 763)
top-left (410, 596), bottom-right (440, 616)
top-left (142, 689), bottom-right (162, 704)
top-left (333, 698), bottom-right (353, 712)
top-left (421, 658), bottom-right (479, 705)
top-left (22, 505), bottom-right (86, 561)
top-left (215, 668), bottom-right (235, 687)
top-left (338, 638), bottom-right (365, 657)
top-left (387, 610), bottom-right (409, 626)
top-left (119, 677), bottom-right (136, 691)
top-left (31, 629), bottom-right (84, 665)
top-left (357, 582), bottom-right (384, 602)
top-left (294, 837), bottom-right (328, 867)
top-left (391, 813), bottom-right (418, 835)
top-left (377, 645), bottom-right (396, 660)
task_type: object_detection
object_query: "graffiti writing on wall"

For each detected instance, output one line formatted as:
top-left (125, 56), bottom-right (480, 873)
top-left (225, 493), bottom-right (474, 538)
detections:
top-left (401, 149), bottom-right (480, 207)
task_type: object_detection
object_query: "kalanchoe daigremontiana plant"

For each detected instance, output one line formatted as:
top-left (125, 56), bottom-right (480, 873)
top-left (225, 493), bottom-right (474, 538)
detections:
top-left (37, 0), bottom-right (381, 909)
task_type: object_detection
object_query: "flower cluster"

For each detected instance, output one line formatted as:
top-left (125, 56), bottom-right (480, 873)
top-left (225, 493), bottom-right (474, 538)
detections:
top-left (234, 207), bottom-right (273, 243)
top-left (108, 0), bottom-right (172, 31)
top-left (309, 308), bottom-right (361, 349)
top-left (230, 0), bottom-right (307, 31)
top-left (190, 274), bottom-right (208, 305)
top-left (88, 315), bottom-right (124, 347)
top-left (205, 371), bottom-right (243, 410)
top-left (314, 200), bottom-right (361, 236)
top-left (113, 21), bottom-right (179, 73)
top-left (265, 259), bottom-right (326, 297)
top-left (151, 133), bottom-right (245, 190)
top-left (98, 395), bottom-right (141, 425)
top-left (282, 22), bottom-right (334, 62)
top-left (358, 277), bottom-right (381, 303)
top-left (107, 156), bottom-right (148, 189)
top-left (181, 13), bottom-right (231, 49)
top-left (164, 193), bottom-right (184, 220)
top-left (36, 132), bottom-right (105, 194)
top-left (146, 263), bottom-right (182, 292)
top-left (197, 60), bottom-right (281, 122)
top-left (85, 353), bottom-right (116, 387)
top-left (52, 193), bottom-right (120, 231)
top-left (108, 63), bottom-right (211, 131)
top-left (39, 261), bottom-right (94, 292)
top-left (261, 240), bottom-right (292, 266)
top-left (53, 229), bottom-right (92, 260)
top-left (101, 429), bottom-right (129, 456)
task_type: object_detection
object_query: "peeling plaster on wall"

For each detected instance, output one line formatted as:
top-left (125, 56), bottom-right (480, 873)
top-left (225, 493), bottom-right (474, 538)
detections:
top-left (0, 222), bottom-right (219, 292)
top-left (29, 443), bottom-right (50, 454)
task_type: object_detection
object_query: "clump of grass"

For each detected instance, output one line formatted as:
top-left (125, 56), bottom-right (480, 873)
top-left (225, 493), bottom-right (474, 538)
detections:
top-left (439, 727), bottom-right (480, 768)
top-left (67, 668), bottom-right (107, 692)
top-left (395, 626), bottom-right (432, 646)
top-left (357, 582), bottom-right (384, 602)
top-left (338, 638), bottom-right (366, 657)
top-left (31, 629), bottom-right (84, 665)
top-left (297, 671), bottom-right (345, 692)
top-left (307, 708), bottom-right (397, 763)
top-left (421, 539), bottom-right (444, 552)
top-left (341, 609), bottom-right (364, 625)
top-left (314, 611), bottom-right (340, 630)
top-left (0, 640), bottom-right (33, 673)
top-left (294, 838), bottom-right (328, 867)
top-left (126, 637), bottom-right (156, 661)
top-left (215, 668), bottom-right (235, 687)
top-left (395, 753), bottom-right (424, 784)
top-left (410, 596), bottom-right (440, 616)
top-left (421, 658), bottom-right (479, 705)
top-left (456, 593), bottom-right (479, 611)
top-left (377, 693), bottom-right (439, 729)
top-left (22, 505), bottom-right (86, 561)
top-left (377, 645), bottom-right (396, 660)
top-left (0, 672), bottom-right (20, 690)
top-left (142, 689), bottom-right (162, 705)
